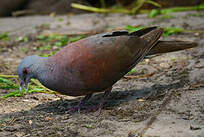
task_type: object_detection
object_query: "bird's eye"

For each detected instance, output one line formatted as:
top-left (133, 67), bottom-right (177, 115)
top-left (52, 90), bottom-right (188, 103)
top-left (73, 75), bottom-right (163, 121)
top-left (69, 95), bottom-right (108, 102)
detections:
top-left (22, 68), bottom-right (28, 75)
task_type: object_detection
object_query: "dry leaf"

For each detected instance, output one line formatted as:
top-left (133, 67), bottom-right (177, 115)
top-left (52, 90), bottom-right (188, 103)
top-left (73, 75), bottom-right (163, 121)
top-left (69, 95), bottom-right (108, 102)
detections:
top-left (137, 99), bottom-right (145, 102)
top-left (29, 120), bottom-right (32, 125)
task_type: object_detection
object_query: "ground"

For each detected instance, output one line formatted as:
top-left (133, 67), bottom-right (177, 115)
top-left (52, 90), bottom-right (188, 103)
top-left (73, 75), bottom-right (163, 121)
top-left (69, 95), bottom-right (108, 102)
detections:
top-left (0, 11), bottom-right (204, 137)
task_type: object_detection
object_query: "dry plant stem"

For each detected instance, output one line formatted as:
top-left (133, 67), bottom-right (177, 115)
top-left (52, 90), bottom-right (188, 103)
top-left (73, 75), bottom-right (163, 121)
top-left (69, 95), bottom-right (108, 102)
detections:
top-left (71, 2), bottom-right (204, 14)
top-left (130, 0), bottom-right (146, 14)
top-left (0, 74), bottom-right (18, 78)
top-left (0, 117), bottom-right (16, 127)
top-left (7, 117), bottom-right (16, 126)
top-left (71, 3), bottom-right (132, 14)
top-left (124, 72), bottom-right (155, 79)
top-left (12, 10), bottom-right (36, 16)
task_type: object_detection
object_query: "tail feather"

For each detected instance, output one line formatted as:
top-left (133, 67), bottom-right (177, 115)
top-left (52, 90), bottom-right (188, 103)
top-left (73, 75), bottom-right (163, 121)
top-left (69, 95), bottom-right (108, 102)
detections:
top-left (147, 41), bottom-right (198, 56)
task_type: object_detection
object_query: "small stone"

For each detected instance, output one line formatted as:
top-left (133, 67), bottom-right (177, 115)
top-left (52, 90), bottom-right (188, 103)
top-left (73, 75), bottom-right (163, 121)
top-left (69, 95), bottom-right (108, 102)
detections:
top-left (159, 62), bottom-right (170, 69)
top-left (190, 124), bottom-right (201, 130)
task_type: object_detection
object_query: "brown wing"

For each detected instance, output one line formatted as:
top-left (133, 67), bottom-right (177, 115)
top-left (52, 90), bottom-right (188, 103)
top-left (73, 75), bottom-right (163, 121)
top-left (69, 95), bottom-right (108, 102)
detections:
top-left (63, 27), bottom-right (163, 91)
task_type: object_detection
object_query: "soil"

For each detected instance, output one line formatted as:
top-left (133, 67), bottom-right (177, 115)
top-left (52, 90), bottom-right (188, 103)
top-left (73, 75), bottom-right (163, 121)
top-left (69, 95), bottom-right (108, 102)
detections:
top-left (0, 11), bottom-right (204, 137)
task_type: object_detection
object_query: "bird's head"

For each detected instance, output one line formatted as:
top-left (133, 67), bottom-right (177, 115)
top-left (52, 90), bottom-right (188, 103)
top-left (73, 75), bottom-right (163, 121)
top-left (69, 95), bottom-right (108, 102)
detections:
top-left (17, 55), bottom-right (41, 93)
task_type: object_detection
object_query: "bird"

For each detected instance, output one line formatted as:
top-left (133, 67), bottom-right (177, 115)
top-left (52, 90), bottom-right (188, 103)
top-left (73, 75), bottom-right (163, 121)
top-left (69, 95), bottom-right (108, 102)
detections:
top-left (17, 27), bottom-right (197, 113)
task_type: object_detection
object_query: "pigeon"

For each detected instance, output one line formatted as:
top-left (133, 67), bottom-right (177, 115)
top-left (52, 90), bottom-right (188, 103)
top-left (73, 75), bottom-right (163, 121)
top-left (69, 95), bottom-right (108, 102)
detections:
top-left (17, 27), bottom-right (197, 112)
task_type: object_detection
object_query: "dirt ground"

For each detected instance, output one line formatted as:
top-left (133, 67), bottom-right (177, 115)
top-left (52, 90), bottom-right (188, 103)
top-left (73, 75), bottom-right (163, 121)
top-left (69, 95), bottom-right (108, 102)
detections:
top-left (0, 11), bottom-right (204, 137)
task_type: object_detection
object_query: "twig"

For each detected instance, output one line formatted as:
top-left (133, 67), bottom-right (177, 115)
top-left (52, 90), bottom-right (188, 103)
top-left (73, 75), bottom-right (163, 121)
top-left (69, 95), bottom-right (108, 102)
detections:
top-left (53, 92), bottom-right (64, 100)
top-left (139, 90), bottom-right (173, 136)
top-left (124, 72), bottom-right (155, 79)
top-left (12, 10), bottom-right (36, 17)
top-left (7, 117), bottom-right (16, 126)
top-left (0, 117), bottom-right (16, 127)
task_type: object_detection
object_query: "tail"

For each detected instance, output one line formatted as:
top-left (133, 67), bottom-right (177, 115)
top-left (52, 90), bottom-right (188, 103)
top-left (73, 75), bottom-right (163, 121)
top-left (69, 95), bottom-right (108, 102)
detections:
top-left (125, 27), bottom-right (163, 71)
top-left (147, 41), bottom-right (198, 56)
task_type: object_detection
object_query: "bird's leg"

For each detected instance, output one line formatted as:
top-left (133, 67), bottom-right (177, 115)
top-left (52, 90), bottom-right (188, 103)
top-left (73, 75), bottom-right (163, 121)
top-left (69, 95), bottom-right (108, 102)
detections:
top-left (68, 94), bottom-right (92, 113)
top-left (98, 90), bottom-right (112, 113)
top-left (86, 87), bottom-right (112, 113)
top-left (77, 94), bottom-right (92, 112)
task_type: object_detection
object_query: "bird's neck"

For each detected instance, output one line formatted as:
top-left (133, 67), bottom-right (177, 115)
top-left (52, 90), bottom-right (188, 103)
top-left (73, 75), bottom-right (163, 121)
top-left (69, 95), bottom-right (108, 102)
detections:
top-left (34, 56), bottom-right (58, 90)
top-left (33, 57), bottom-right (49, 79)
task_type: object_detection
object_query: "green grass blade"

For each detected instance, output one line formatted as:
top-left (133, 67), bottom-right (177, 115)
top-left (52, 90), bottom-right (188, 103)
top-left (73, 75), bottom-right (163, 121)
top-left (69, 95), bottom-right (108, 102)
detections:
top-left (0, 77), bottom-right (14, 85)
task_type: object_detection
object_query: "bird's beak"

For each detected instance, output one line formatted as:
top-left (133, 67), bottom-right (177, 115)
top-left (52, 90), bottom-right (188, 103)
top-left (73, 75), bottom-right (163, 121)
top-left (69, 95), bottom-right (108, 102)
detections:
top-left (19, 79), bottom-right (29, 93)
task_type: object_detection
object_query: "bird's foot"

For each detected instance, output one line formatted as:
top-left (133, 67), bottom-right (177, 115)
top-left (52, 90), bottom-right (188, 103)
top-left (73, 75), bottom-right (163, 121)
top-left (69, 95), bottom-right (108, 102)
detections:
top-left (67, 94), bottom-right (92, 114)
top-left (67, 106), bottom-right (82, 113)
top-left (85, 104), bottom-right (103, 114)
top-left (85, 89), bottom-right (112, 114)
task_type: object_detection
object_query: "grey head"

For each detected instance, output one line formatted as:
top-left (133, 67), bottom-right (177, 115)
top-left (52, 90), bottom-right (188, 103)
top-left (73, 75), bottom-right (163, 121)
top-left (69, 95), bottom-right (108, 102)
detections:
top-left (17, 55), bottom-right (43, 93)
